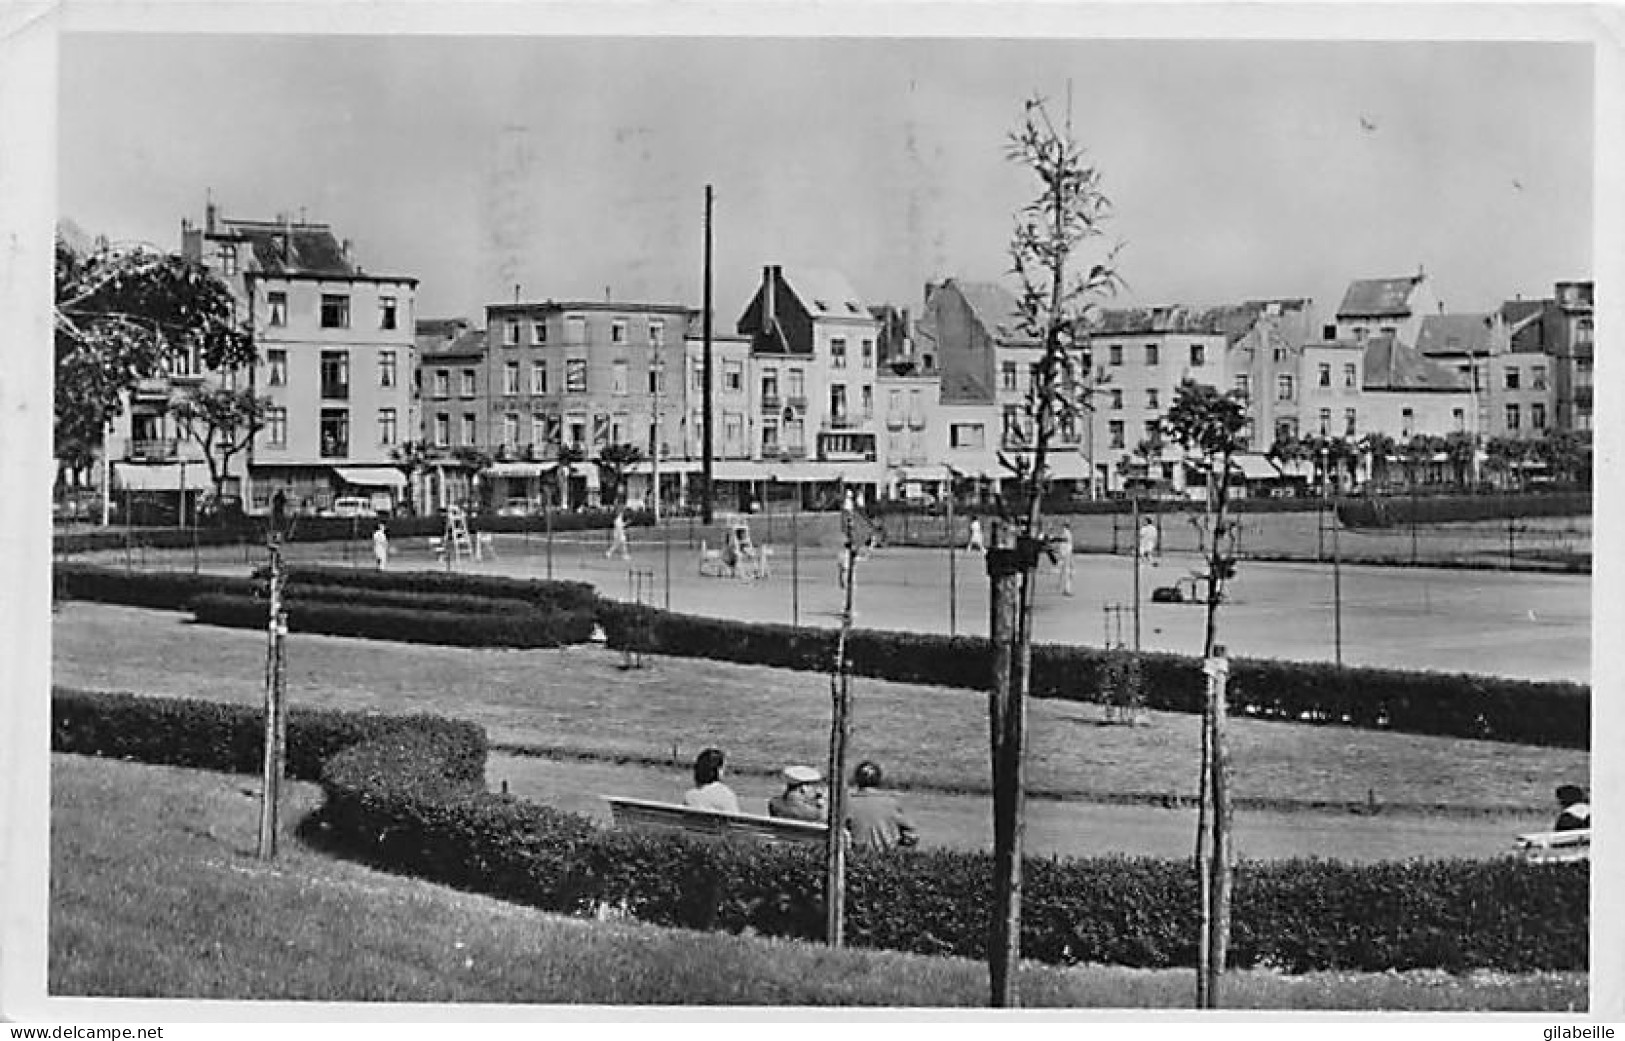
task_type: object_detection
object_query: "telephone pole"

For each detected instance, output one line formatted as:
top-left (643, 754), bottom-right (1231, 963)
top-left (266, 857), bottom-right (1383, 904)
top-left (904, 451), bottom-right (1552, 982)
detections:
top-left (701, 185), bottom-right (715, 525)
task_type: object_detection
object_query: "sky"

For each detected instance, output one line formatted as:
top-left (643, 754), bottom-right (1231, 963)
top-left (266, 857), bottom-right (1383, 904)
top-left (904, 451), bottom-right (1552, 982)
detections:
top-left (57, 33), bottom-right (1593, 331)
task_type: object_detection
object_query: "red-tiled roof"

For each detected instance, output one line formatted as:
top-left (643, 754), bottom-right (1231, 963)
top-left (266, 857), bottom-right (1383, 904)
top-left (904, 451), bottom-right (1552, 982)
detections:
top-left (1337, 276), bottom-right (1423, 318)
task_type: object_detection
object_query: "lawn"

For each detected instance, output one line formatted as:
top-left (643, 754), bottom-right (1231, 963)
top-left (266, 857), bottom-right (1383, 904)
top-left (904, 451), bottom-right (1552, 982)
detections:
top-left (52, 602), bottom-right (1586, 816)
top-left (46, 753), bottom-right (1588, 1010)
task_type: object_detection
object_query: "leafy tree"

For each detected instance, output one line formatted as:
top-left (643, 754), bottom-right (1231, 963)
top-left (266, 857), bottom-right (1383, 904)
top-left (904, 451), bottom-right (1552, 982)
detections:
top-left (168, 385), bottom-right (270, 505)
top-left (981, 93), bottom-right (1121, 1008)
top-left (390, 439), bottom-right (439, 516)
top-left (1158, 378), bottom-right (1248, 1009)
top-left (554, 441), bottom-right (587, 509)
top-left (1441, 430), bottom-right (1477, 488)
top-left (1359, 431), bottom-right (1397, 489)
top-left (1534, 430), bottom-right (1591, 488)
top-left (54, 235), bottom-right (254, 487)
top-left (595, 442), bottom-right (645, 508)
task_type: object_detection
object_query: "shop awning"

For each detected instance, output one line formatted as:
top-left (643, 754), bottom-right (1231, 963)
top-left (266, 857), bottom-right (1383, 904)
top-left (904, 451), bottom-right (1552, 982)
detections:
top-left (896, 465), bottom-right (954, 483)
top-left (626, 459), bottom-right (704, 476)
top-left (332, 466), bottom-right (407, 489)
top-left (114, 462), bottom-right (195, 492)
top-left (1230, 454), bottom-right (1281, 481)
top-left (486, 461), bottom-right (555, 479)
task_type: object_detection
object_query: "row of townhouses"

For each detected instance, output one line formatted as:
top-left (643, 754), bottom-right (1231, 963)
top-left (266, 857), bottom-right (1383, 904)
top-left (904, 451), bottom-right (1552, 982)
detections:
top-left (106, 205), bottom-right (1595, 516)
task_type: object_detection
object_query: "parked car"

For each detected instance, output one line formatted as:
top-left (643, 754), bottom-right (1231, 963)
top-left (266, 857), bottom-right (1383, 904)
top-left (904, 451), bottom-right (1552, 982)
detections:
top-left (497, 497), bottom-right (541, 517)
top-left (322, 496), bottom-right (377, 519)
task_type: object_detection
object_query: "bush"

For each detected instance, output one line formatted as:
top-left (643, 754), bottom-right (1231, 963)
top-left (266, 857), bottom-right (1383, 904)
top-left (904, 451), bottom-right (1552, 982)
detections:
top-left (189, 593), bottom-right (597, 648)
top-left (255, 565), bottom-right (600, 613)
top-left (54, 686), bottom-right (1587, 973)
top-left (52, 563), bottom-right (257, 610)
top-left (596, 603), bottom-right (1589, 749)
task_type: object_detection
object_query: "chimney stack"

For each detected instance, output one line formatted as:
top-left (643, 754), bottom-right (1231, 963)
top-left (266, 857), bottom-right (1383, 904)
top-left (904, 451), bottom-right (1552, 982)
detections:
top-left (762, 266), bottom-right (776, 331)
top-left (204, 190), bottom-right (216, 234)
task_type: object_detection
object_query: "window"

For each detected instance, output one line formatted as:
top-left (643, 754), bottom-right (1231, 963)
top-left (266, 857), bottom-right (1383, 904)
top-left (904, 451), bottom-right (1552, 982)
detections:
top-left (460, 369), bottom-right (476, 398)
top-left (1059, 409), bottom-right (1077, 442)
top-left (320, 351), bottom-right (349, 400)
top-left (433, 370), bottom-right (450, 399)
top-left (1532, 365), bottom-right (1547, 390)
top-left (1001, 361), bottom-right (1018, 391)
top-left (434, 413), bottom-right (450, 447)
top-left (567, 417), bottom-right (587, 448)
top-left (787, 368), bottom-right (805, 401)
top-left (379, 350), bottom-right (396, 388)
top-left (1189, 343), bottom-right (1206, 367)
top-left (1318, 408), bottom-right (1332, 435)
top-left (319, 408), bottom-right (349, 458)
top-left (950, 423), bottom-right (985, 450)
top-left (1144, 420), bottom-right (1159, 443)
top-left (1344, 363), bottom-right (1358, 388)
top-left (320, 294), bottom-right (350, 329)
top-left (907, 387), bottom-right (921, 422)
top-left (462, 413), bottom-right (478, 445)
top-left (1353, 327), bottom-right (1368, 343)
top-left (1108, 420), bottom-right (1125, 450)
top-left (265, 407), bottom-right (287, 447)
top-left (763, 372), bottom-right (781, 404)
top-left (830, 384), bottom-right (848, 420)
top-left (1273, 346), bottom-right (1287, 363)
top-left (504, 320), bottom-right (520, 346)
top-left (862, 339), bottom-right (874, 368)
top-left (1233, 374), bottom-right (1250, 399)
top-left (1505, 403), bottom-right (1521, 431)
top-left (762, 416), bottom-right (780, 452)
top-left (648, 319), bottom-right (664, 346)
top-left (648, 362), bottom-right (666, 395)
top-left (831, 338), bottom-right (848, 368)
top-left (723, 361), bottom-right (743, 393)
top-left (503, 413), bottom-right (519, 447)
top-left (565, 315), bottom-right (587, 345)
top-left (1109, 344), bottom-right (1123, 366)
top-left (1275, 419), bottom-right (1296, 444)
top-left (611, 320), bottom-right (627, 345)
top-left (1322, 324), bottom-right (1337, 341)
top-left (268, 349), bottom-right (287, 387)
top-left (1452, 408), bottom-right (1465, 431)
top-left (1577, 318), bottom-right (1593, 344)
top-left (504, 362), bottom-right (520, 396)
top-left (566, 359), bottom-right (587, 393)
top-left (691, 361), bottom-right (705, 393)
top-left (723, 412), bottom-right (743, 446)
top-left (1532, 402), bottom-right (1547, 429)
top-left (1145, 389), bottom-right (1159, 411)
top-left (1110, 388), bottom-right (1123, 410)
top-left (785, 417), bottom-right (805, 452)
top-left (1504, 367), bottom-right (1520, 391)
top-left (378, 408), bottom-right (397, 446)
top-left (1145, 343), bottom-right (1160, 366)
top-left (1318, 363), bottom-right (1332, 387)
top-left (1401, 408), bottom-right (1414, 438)
top-left (612, 361), bottom-right (628, 396)
top-left (267, 291), bottom-right (287, 327)
top-left (1344, 409), bottom-right (1357, 437)
top-left (1277, 375), bottom-right (1294, 401)
top-left (532, 320), bottom-right (548, 345)
top-left (378, 295), bottom-right (398, 331)
top-left (217, 244), bottom-right (238, 276)
top-left (531, 361), bottom-right (548, 395)
top-left (1002, 405), bottom-right (1027, 445)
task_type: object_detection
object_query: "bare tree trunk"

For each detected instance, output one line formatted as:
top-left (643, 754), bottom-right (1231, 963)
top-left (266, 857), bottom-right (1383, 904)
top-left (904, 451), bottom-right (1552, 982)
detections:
top-left (825, 507), bottom-right (859, 946)
top-left (986, 518), bottom-right (1024, 1006)
top-left (1196, 464), bottom-right (1234, 1007)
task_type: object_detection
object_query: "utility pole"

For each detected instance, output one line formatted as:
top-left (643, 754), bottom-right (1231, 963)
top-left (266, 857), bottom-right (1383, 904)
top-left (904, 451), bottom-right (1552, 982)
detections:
top-left (701, 185), bottom-right (715, 526)
top-left (257, 536), bottom-right (289, 860)
top-left (652, 350), bottom-right (663, 525)
top-left (1131, 492), bottom-right (1142, 651)
top-left (946, 477), bottom-right (958, 636)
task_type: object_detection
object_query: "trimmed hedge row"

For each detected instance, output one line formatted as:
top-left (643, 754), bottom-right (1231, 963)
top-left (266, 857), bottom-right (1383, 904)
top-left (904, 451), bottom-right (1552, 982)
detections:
top-left (261, 565), bottom-right (600, 613)
top-left (1338, 491), bottom-right (1592, 529)
top-left (51, 685), bottom-right (486, 784)
top-left (51, 686), bottom-right (1587, 973)
top-left (190, 593), bottom-right (597, 648)
top-left (53, 563), bottom-right (257, 610)
top-left (595, 603), bottom-right (1590, 749)
top-left (283, 583), bottom-right (539, 617)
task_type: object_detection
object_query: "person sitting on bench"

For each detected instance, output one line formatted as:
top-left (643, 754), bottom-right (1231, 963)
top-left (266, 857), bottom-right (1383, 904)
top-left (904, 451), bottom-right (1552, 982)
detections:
top-left (1554, 784), bottom-right (1591, 832)
top-left (768, 765), bottom-right (826, 822)
top-left (682, 747), bottom-right (740, 814)
top-left (845, 760), bottom-right (917, 851)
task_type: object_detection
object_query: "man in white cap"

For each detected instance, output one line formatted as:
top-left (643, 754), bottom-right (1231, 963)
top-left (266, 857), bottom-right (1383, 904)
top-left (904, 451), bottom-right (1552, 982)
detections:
top-left (768, 765), bottom-right (826, 822)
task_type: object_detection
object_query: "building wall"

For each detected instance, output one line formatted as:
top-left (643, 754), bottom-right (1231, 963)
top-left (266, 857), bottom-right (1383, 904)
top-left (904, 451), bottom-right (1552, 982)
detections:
top-left (686, 332), bottom-right (753, 460)
top-left (929, 286), bottom-right (997, 405)
top-left (1086, 327), bottom-right (1229, 489)
top-left (875, 374), bottom-right (940, 477)
top-left (420, 353), bottom-right (488, 451)
top-left (1297, 342), bottom-right (1366, 440)
top-left (1335, 277), bottom-right (1438, 346)
top-left (1360, 390), bottom-right (1475, 440)
top-left (1483, 353), bottom-right (1556, 440)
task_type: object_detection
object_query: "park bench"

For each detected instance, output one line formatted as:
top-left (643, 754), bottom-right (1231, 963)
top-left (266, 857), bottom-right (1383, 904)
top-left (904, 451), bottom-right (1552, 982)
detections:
top-left (1513, 828), bottom-right (1590, 864)
top-left (604, 795), bottom-right (827, 846)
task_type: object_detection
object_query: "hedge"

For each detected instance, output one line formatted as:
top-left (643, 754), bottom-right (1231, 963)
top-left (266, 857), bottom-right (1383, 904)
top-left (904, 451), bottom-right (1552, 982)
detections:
top-left (53, 563), bottom-right (258, 610)
top-left (52, 686), bottom-right (1588, 973)
top-left (595, 603), bottom-right (1590, 749)
top-left (1337, 491), bottom-right (1592, 529)
top-left (282, 584), bottom-right (540, 617)
top-left (190, 593), bottom-right (597, 648)
top-left (258, 565), bottom-right (600, 613)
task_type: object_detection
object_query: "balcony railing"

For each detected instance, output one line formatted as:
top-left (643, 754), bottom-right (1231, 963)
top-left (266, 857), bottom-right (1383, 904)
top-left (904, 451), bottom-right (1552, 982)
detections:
top-left (319, 439), bottom-right (350, 459)
top-left (125, 438), bottom-right (179, 461)
top-left (906, 414), bottom-right (926, 430)
top-left (886, 415), bottom-right (905, 430)
top-left (761, 394), bottom-right (782, 412)
top-left (785, 395), bottom-right (807, 410)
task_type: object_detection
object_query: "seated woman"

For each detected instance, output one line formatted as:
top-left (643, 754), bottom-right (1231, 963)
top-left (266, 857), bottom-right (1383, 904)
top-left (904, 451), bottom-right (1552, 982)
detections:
top-left (682, 747), bottom-right (740, 814)
top-left (1554, 784), bottom-right (1591, 832)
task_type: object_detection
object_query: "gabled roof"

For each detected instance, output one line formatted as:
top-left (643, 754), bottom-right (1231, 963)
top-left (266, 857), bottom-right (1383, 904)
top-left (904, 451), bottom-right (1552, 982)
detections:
top-left (946, 280), bottom-right (1039, 347)
top-left (222, 219), bottom-right (357, 277)
top-left (1337, 275), bottom-right (1424, 318)
top-left (1415, 314), bottom-right (1494, 357)
top-left (1362, 334), bottom-right (1470, 392)
top-left (782, 267), bottom-right (871, 319)
top-left (1094, 304), bottom-right (1232, 337)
